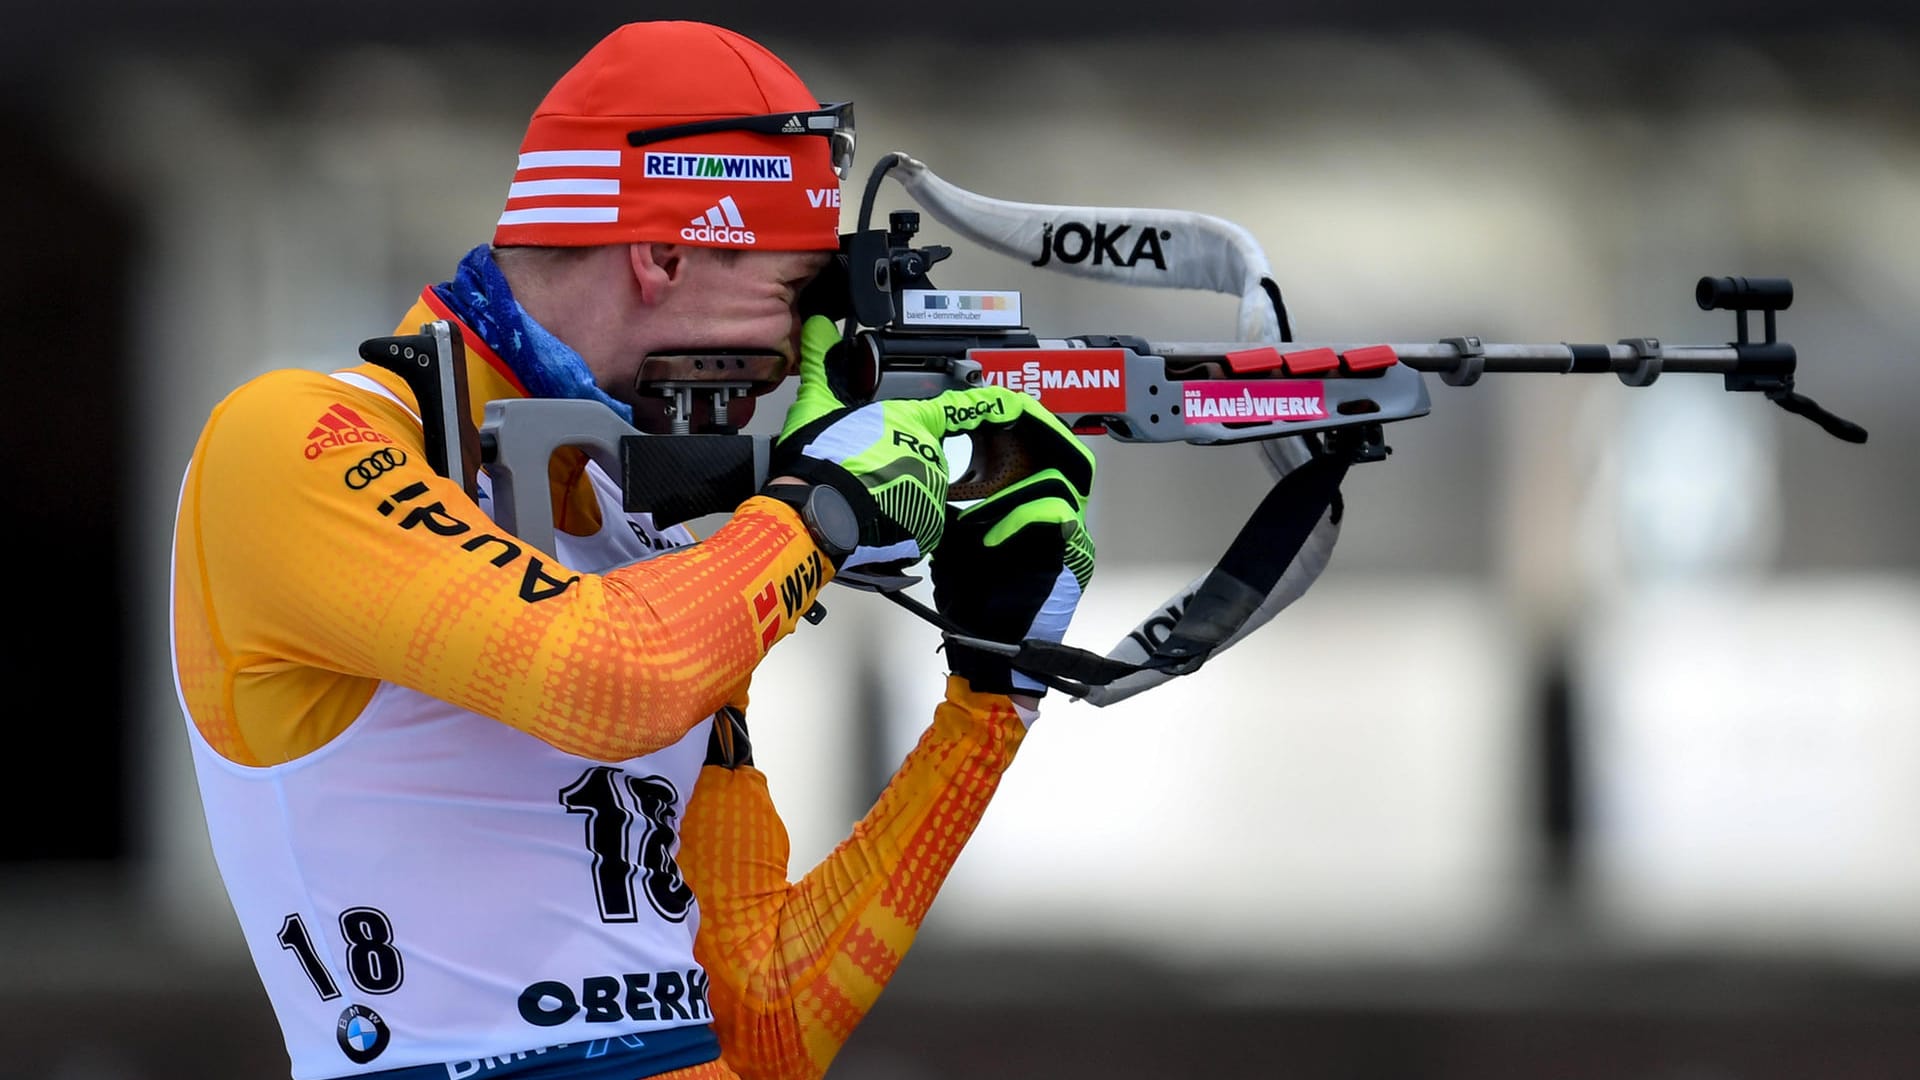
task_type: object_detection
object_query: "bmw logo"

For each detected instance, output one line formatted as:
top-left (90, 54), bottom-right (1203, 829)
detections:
top-left (336, 1003), bottom-right (391, 1065)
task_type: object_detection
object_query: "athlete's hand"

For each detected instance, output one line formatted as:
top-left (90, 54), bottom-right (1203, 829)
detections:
top-left (773, 315), bottom-right (1084, 570)
top-left (931, 463), bottom-right (1096, 698)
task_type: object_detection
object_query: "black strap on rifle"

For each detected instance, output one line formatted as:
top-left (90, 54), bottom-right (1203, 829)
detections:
top-left (869, 449), bottom-right (1349, 699)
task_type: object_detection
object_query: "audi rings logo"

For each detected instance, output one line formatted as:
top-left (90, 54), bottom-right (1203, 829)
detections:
top-left (345, 448), bottom-right (407, 490)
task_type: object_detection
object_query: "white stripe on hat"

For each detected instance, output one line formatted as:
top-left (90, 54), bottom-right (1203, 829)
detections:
top-left (718, 196), bottom-right (744, 227)
top-left (518, 150), bottom-right (621, 169)
top-left (498, 207), bottom-right (619, 226)
top-left (705, 208), bottom-right (724, 227)
top-left (507, 178), bottom-right (620, 198)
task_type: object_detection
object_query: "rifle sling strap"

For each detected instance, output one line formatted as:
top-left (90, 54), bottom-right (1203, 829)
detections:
top-left (877, 452), bottom-right (1349, 698)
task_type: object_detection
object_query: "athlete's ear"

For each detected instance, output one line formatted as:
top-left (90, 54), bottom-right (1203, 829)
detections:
top-left (628, 243), bottom-right (685, 306)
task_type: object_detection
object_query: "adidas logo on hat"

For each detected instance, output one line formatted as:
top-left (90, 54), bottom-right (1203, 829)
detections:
top-left (681, 194), bottom-right (758, 246)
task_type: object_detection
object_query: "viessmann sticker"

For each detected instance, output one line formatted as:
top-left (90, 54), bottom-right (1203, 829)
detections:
top-left (1182, 380), bottom-right (1328, 424)
top-left (971, 349), bottom-right (1128, 413)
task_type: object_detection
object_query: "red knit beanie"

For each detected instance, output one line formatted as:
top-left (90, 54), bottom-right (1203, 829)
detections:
top-left (493, 21), bottom-right (842, 252)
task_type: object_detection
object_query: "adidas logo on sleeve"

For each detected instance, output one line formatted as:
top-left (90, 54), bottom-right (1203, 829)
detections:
top-left (304, 403), bottom-right (395, 460)
top-left (681, 195), bottom-right (756, 245)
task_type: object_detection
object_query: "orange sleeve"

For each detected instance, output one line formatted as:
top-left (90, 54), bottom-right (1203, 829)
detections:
top-left (679, 676), bottom-right (1026, 1080)
top-left (173, 368), bottom-right (830, 766)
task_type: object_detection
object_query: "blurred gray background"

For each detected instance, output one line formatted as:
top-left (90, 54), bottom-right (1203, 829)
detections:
top-left (4, 2), bottom-right (1919, 1078)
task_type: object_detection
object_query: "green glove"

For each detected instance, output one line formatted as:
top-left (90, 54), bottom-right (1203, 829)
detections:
top-left (773, 315), bottom-right (1093, 570)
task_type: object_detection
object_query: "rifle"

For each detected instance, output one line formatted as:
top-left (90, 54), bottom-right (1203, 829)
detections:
top-left (367, 151), bottom-right (1867, 704)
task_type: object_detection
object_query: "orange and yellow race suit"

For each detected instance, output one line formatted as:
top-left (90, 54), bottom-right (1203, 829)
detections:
top-left (171, 284), bottom-right (1027, 1080)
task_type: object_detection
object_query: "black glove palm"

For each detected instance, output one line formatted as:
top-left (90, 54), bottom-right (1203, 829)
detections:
top-left (931, 468), bottom-right (1095, 696)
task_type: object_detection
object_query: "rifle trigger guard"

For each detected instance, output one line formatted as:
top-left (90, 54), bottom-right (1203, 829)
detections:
top-left (1439, 336), bottom-right (1486, 386)
top-left (1618, 337), bottom-right (1664, 387)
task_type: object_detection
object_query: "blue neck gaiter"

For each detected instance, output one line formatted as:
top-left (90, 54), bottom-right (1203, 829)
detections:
top-left (431, 244), bottom-right (635, 424)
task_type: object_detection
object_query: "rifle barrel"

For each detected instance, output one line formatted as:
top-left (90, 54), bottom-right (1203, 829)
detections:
top-left (1149, 341), bottom-right (1772, 378)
